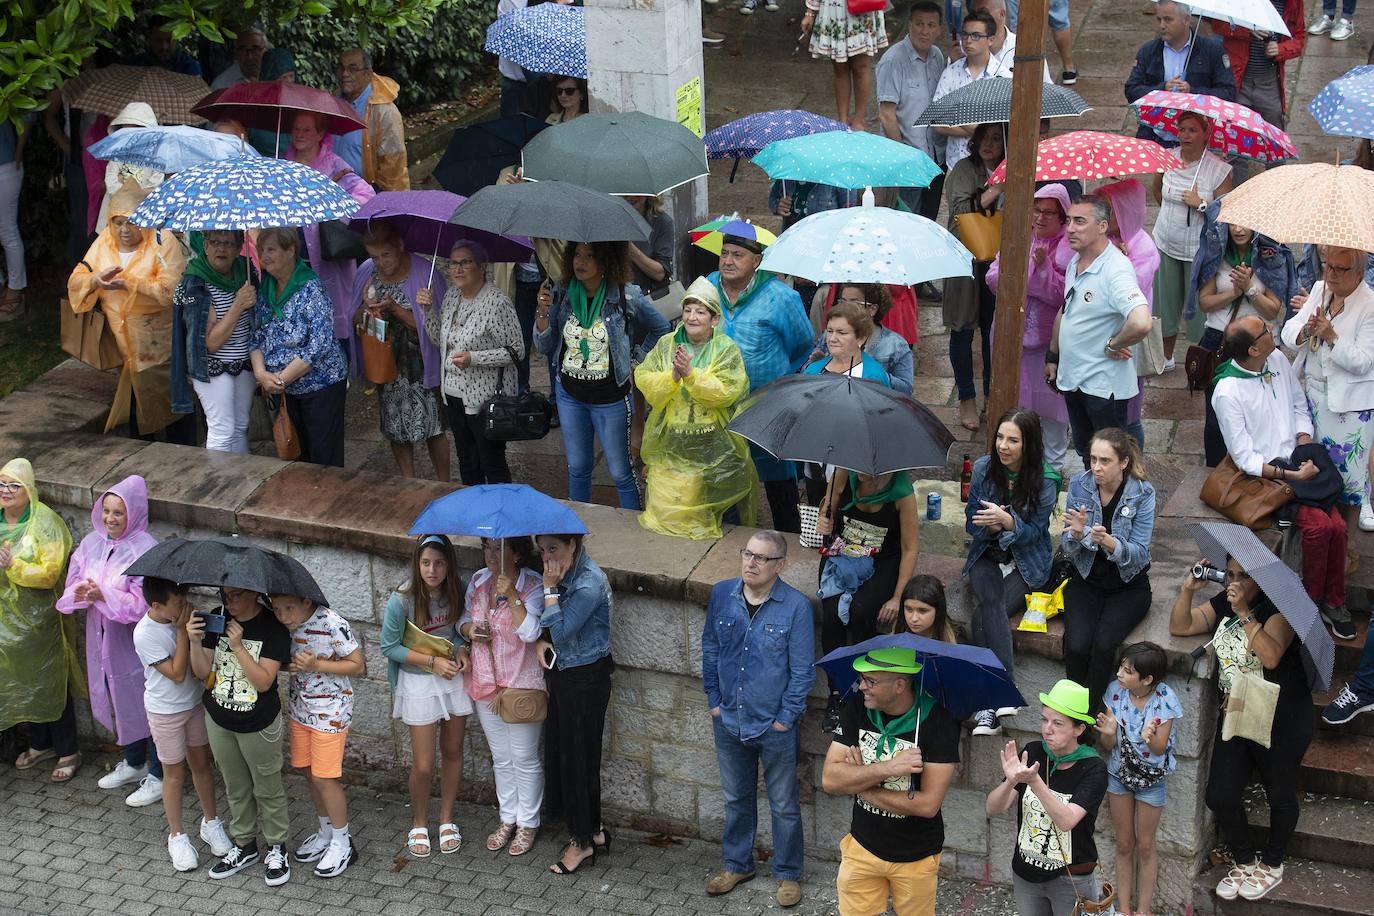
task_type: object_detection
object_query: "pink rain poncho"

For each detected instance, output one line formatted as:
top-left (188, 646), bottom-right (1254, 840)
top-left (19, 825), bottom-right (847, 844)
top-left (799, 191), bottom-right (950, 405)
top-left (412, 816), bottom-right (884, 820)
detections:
top-left (1096, 179), bottom-right (1161, 427)
top-left (56, 475), bottom-right (156, 745)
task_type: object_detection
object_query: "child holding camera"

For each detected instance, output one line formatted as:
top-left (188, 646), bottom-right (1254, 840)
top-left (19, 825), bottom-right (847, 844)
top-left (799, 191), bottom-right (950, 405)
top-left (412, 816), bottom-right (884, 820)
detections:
top-left (270, 593), bottom-right (364, 878)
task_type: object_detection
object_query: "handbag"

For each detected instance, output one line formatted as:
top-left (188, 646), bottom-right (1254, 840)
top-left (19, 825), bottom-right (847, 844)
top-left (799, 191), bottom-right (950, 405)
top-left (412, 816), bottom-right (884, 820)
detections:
top-left (1115, 733), bottom-right (1168, 792)
top-left (847, 0), bottom-right (887, 12)
top-left (265, 394), bottom-right (301, 461)
top-left (318, 220), bottom-right (368, 262)
top-left (60, 297), bottom-right (124, 371)
top-left (953, 210), bottom-right (1003, 262)
top-left (1185, 303), bottom-right (1239, 392)
top-left (480, 347), bottom-right (553, 442)
top-left (1222, 670), bottom-right (1279, 748)
top-left (1199, 456), bottom-right (1293, 529)
top-left (477, 604), bottom-right (547, 724)
top-left (401, 618), bottom-right (457, 660)
top-left (798, 504), bottom-right (825, 549)
top-left (1134, 317), bottom-right (1166, 377)
top-left (359, 314), bottom-right (400, 385)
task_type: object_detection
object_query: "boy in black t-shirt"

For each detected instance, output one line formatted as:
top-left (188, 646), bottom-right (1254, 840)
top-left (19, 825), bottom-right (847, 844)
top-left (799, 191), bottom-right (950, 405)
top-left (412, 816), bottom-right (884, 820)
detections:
top-left (821, 648), bottom-right (959, 916)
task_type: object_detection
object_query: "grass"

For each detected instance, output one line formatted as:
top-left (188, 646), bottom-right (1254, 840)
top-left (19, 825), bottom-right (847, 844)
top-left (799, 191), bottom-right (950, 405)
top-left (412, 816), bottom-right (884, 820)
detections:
top-left (0, 280), bottom-right (70, 398)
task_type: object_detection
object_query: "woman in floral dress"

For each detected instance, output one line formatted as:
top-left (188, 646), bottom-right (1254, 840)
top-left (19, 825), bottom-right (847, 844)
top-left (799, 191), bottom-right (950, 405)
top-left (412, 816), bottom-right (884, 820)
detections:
top-left (802, 0), bottom-right (888, 131)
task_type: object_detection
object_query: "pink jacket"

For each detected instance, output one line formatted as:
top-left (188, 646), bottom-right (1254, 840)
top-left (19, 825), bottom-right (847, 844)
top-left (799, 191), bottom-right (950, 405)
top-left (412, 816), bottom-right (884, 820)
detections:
top-left (56, 475), bottom-right (156, 745)
top-left (987, 183), bottom-right (1073, 350)
top-left (1097, 179), bottom-right (1160, 309)
top-left (461, 567), bottom-right (545, 702)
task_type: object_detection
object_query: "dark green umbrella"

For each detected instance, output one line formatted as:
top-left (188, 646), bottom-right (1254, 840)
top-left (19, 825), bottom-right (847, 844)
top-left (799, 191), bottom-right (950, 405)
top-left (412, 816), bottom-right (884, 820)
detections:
top-left (124, 536), bottom-right (329, 606)
top-left (520, 111), bottom-right (708, 196)
top-left (449, 180), bottom-right (651, 243)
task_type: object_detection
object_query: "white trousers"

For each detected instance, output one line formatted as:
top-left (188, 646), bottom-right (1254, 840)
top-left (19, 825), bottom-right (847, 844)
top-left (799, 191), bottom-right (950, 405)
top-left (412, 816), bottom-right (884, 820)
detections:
top-left (475, 701), bottom-right (544, 828)
top-left (193, 371), bottom-right (257, 453)
top-left (0, 163), bottom-right (24, 291)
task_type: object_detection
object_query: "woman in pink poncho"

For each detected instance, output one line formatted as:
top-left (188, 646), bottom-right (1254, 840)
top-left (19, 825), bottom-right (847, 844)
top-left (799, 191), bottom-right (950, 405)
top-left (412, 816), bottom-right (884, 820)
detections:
top-left (1096, 179), bottom-right (1159, 450)
top-left (56, 474), bottom-right (162, 804)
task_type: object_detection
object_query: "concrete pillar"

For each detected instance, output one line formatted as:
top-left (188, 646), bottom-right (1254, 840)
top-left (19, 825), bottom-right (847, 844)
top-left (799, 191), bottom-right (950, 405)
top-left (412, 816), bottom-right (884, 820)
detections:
top-left (584, 0), bottom-right (709, 285)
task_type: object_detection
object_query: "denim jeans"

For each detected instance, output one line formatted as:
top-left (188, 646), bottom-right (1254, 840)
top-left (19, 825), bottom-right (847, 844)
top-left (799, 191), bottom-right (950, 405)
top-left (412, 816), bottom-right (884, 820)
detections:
top-left (711, 715), bottom-right (804, 880)
top-left (949, 263), bottom-right (995, 402)
top-left (967, 555), bottom-right (1028, 679)
top-left (123, 736), bottom-right (164, 779)
top-left (1322, 0), bottom-right (1356, 18)
top-left (555, 382), bottom-right (641, 508)
top-left (1352, 630), bottom-right (1374, 696)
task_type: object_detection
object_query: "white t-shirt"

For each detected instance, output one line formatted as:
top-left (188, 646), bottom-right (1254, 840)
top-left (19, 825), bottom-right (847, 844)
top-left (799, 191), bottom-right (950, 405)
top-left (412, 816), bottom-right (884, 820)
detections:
top-left (1204, 268), bottom-right (1267, 332)
top-left (133, 615), bottom-right (204, 715)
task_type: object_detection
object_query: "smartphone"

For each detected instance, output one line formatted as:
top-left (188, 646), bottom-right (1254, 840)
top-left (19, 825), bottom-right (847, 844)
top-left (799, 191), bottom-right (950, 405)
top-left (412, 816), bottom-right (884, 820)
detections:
top-left (541, 645), bottom-right (558, 670)
top-left (195, 609), bottom-right (227, 648)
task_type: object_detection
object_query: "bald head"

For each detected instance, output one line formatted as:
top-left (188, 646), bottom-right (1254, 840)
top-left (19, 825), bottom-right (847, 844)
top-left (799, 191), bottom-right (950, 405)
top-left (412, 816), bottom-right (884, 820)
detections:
top-left (1225, 314), bottom-right (1272, 367)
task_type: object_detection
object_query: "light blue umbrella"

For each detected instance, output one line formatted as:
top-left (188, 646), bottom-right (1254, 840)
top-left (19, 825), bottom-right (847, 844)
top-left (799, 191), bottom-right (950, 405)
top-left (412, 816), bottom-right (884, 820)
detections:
top-left (484, 4), bottom-right (586, 79)
top-left (751, 131), bottom-right (940, 190)
top-left (759, 198), bottom-right (973, 285)
top-left (87, 125), bottom-right (259, 173)
top-left (129, 156), bottom-right (360, 231)
top-left (411, 484), bottom-right (587, 538)
top-left (1308, 64), bottom-right (1374, 140)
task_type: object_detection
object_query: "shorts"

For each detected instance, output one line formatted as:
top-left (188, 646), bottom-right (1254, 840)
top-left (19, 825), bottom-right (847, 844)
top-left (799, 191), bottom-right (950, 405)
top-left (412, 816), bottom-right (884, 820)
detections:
top-left (1048, 0), bottom-right (1069, 32)
top-left (289, 720), bottom-right (349, 779)
top-left (1107, 770), bottom-right (1168, 807)
top-left (147, 707), bottom-right (209, 765)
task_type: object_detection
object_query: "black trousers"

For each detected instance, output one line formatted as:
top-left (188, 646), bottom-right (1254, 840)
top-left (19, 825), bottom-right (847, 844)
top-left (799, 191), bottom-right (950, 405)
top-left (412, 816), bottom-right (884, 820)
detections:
top-left (29, 695), bottom-right (79, 758)
top-left (1062, 389), bottom-right (1130, 463)
top-left (1062, 571), bottom-right (1152, 713)
top-left (764, 480), bottom-right (801, 534)
top-left (444, 399), bottom-right (511, 485)
top-left (1199, 327), bottom-right (1227, 467)
top-left (544, 655), bottom-right (614, 845)
top-left (511, 278), bottom-right (551, 395)
top-left (285, 378), bottom-right (347, 467)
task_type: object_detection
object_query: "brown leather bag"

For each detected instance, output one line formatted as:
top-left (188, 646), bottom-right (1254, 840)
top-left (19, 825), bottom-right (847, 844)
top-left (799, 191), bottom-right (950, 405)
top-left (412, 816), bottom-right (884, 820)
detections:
top-left (1199, 456), bottom-right (1293, 529)
top-left (266, 394), bottom-right (300, 461)
top-left (359, 324), bottom-right (399, 384)
top-left (59, 298), bottom-right (124, 371)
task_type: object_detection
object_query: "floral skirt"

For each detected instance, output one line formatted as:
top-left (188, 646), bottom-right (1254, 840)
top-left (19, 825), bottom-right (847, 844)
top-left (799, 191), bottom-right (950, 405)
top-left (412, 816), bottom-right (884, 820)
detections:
top-left (1306, 376), bottom-right (1373, 506)
top-left (379, 378), bottom-right (446, 444)
top-left (809, 0), bottom-right (887, 62)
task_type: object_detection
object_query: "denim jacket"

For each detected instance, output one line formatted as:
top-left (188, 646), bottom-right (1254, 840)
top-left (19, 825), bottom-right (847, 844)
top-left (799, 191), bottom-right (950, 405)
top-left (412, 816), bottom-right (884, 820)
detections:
top-left (1061, 471), bottom-right (1156, 583)
top-left (171, 274), bottom-right (258, 414)
top-left (533, 282), bottom-right (670, 390)
top-left (701, 577), bottom-right (816, 741)
top-left (961, 455), bottom-right (1058, 589)
top-left (541, 549), bottom-right (612, 670)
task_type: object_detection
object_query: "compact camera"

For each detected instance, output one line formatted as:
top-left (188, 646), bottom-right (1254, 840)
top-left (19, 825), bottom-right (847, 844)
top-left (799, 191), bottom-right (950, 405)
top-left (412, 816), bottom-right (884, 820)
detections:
top-left (1191, 563), bottom-right (1226, 584)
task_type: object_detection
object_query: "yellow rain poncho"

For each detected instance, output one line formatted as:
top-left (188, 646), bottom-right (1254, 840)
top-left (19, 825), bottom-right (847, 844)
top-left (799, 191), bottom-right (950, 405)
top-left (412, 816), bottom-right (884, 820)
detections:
top-left (635, 325), bottom-right (758, 540)
top-left (0, 458), bottom-right (80, 732)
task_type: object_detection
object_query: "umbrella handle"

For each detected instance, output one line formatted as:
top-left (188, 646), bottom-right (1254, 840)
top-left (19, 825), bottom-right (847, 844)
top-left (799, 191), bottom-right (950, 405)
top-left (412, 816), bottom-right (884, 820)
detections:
top-left (427, 233), bottom-right (440, 290)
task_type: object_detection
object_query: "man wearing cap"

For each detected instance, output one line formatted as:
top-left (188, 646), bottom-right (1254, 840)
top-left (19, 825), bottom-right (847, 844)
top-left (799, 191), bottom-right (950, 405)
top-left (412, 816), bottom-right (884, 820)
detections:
top-left (702, 531), bottom-right (815, 908)
top-left (821, 648), bottom-right (960, 916)
top-left (709, 236), bottom-right (814, 533)
top-left (986, 679), bottom-right (1111, 915)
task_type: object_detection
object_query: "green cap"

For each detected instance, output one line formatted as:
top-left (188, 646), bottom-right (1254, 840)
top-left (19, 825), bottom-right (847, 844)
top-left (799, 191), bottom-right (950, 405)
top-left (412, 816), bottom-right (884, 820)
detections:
top-left (1039, 679), bottom-right (1095, 724)
top-left (852, 647), bottom-right (924, 675)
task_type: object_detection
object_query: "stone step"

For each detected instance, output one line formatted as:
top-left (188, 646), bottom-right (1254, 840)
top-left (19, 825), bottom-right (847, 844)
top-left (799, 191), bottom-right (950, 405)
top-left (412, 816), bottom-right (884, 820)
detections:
top-left (1197, 861), bottom-right (1374, 916)
top-left (1248, 792), bottom-right (1374, 870)
top-left (1301, 732), bottom-right (1374, 802)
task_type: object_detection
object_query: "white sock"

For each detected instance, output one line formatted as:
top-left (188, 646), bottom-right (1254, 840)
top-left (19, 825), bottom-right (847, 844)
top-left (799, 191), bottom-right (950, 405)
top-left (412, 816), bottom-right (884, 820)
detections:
top-left (330, 823), bottom-right (349, 845)
top-left (318, 816), bottom-right (333, 839)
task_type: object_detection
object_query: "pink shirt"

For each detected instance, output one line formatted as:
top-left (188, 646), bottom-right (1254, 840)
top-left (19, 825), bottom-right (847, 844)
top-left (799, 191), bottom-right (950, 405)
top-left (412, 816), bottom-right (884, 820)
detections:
top-left (461, 567), bottom-right (545, 701)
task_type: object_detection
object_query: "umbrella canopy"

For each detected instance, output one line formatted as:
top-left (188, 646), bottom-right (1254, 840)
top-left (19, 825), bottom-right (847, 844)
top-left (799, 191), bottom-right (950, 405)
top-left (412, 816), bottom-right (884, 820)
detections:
top-left (1133, 90), bottom-right (1297, 163)
top-left (65, 65), bottom-right (209, 125)
top-left (433, 114), bottom-right (548, 197)
top-left (1307, 64), bottom-right (1374, 140)
top-left (521, 112), bottom-right (709, 196)
top-left (728, 373), bottom-right (954, 475)
top-left (350, 191), bottom-right (534, 263)
top-left (449, 180), bottom-right (651, 243)
top-left (705, 109), bottom-right (850, 160)
top-left (123, 537), bottom-right (329, 607)
top-left (915, 79), bottom-right (1091, 127)
top-left (191, 81), bottom-right (367, 135)
top-left (988, 130), bottom-right (1178, 183)
top-left (690, 217), bottom-right (778, 255)
top-left (1187, 522), bottom-right (1334, 691)
top-left (759, 201), bottom-right (973, 286)
top-left (817, 634), bottom-right (1026, 718)
top-left (87, 125), bottom-right (259, 173)
top-left (130, 156), bottom-right (360, 231)
top-left (752, 131), bottom-right (941, 190)
top-left (1184, 0), bottom-right (1291, 35)
top-left (410, 484), bottom-right (588, 538)
top-left (1217, 163), bottom-right (1374, 251)
top-left (485, 3), bottom-right (587, 78)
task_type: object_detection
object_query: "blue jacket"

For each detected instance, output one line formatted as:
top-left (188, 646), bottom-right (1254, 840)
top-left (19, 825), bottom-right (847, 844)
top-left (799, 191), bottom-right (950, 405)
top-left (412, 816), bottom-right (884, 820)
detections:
top-left (702, 576), bottom-right (816, 740)
top-left (534, 281), bottom-right (669, 391)
top-left (1061, 472), bottom-right (1156, 583)
top-left (1124, 33), bottom-right (1236, 140)
top-left (802, 350), bottom-right (892, 387)
top-left (1186, 199), bottom-right (1299, 323)
top-left (961, 455), bottom-right (1058, 589)
top-left (171, 274), bottom-right (258, 414)
top-left (541, 549), bottom-right (613, 670)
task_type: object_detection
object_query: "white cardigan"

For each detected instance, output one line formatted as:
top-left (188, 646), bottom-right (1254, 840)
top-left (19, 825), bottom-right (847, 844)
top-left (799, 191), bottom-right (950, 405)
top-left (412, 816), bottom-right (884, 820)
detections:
top-left (1280, 280), bottom-right (1374, 414)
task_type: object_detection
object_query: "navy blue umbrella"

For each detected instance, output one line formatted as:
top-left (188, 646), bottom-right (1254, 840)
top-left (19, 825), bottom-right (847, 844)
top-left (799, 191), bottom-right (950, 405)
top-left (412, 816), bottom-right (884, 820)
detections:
top-left (410, 484), bottom-right (588, 539)
top-left (433, 114), bottom-right (547, 198)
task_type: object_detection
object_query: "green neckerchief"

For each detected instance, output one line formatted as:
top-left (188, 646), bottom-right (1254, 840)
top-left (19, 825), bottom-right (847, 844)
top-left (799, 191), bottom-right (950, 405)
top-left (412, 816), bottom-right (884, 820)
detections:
top-left (568, 279), bottom-right (608, 362)
top-left (867, 691), bottom-right (936, 758)
top-left (844, 470), bottom-right (915, 510)
top-left (184, 232), bottom-right (247, 294)
top-left (716, 270), bottom-right (775, 313)
top-left (672, 324), bottom-right (719, 369)
top-left (0, 505), bottom-right (32, 533)
top-left (1007, 461), bottom-right (1064, 489)
top-left (1222, 241), bottom-right (1253, 313)
top-left (261, 257), bottom-right (318, 321)
top-left (1042, 740), bottom-right (1098, 778)
top-left (1212, 357), bottom-right (1277, 394)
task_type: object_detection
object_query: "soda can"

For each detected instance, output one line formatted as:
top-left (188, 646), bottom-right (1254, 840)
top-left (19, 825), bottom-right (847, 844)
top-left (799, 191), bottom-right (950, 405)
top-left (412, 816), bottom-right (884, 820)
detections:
top-left (926, 492), bottom-right (942, 521)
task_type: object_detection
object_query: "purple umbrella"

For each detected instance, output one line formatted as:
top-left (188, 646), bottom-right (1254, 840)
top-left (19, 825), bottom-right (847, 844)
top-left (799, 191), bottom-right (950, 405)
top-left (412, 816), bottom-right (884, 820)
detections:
top-left (704, 109), bottom-right (850, 181)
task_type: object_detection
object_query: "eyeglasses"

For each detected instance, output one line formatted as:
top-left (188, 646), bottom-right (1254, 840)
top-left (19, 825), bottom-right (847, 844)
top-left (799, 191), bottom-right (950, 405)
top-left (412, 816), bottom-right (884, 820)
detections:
top-left (740, 548), bottom-right (784, 565)
top-left (0, 482), bottom-right (22, 494)
top-left (203, 238), bottom-right (240, 250)
top-left (1324, 261), bottom-right (1356, 276)
top-left (837, 297), bottom-right (873, 308)
top-left (1032, 208), bottom-right (1063, 221)
top-left (337, 64), bottom-right (368, 75)
top-left (858, 675), bottom-right (898, 689)
top-left (958, 30), bottom-right (990, 40)
top-left (557, 86), bottom-right (581, 96)
top-left (451, 258), bottom-right (478, 270)
top-left (1224, 569), bottom-right (1252, 583)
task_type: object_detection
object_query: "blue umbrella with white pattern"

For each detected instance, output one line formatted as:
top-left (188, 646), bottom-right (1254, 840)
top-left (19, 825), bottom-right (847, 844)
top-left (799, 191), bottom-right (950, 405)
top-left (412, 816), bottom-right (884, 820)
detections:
top-left (88, 125), bottom-right (259, 173)
top-left (1308, 64), bottom-right (1374, 140)
top-left (484, 3), bottom-right (587, 79)
top-left (705, 110), bottom-right (850, 181)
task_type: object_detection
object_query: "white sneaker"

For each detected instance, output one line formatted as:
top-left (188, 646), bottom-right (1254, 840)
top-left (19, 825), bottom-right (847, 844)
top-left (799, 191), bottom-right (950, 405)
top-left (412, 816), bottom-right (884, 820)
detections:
top-left (294, 830), bottom-right (331, 863)
top-left (168, 833), bottom-right (198, 872)
top-left (1331, 17), bottom-right (1354, 38)
top-left (1309, 13), bottom-right (1334, 33)
top-left (1360, 501), bottom-right (1374, 531)
top-left (995, 707), bottom-right (1020, 719)
top-left (98, 760), bottom-right (146, 789)
top-left (971, 709), bottom-right (1002, 736)
top-left (313, 839), bottom-right (356, 879)
top-left (125, 774), bottom-right (163, 807)
top-left (1161, 357), bottom-right (1177, 374)
top-left (764, 0), bottom-right (780, 9)
top-left (200, 817), bottom-right (233, 857)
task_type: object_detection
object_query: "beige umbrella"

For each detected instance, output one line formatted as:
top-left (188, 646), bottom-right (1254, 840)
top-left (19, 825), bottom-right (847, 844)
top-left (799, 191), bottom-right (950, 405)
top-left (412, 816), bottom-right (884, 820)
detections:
top-left (1217, 163), bottom-right (1374, 252)
top-left (65, 65), bottom-right (208, 126)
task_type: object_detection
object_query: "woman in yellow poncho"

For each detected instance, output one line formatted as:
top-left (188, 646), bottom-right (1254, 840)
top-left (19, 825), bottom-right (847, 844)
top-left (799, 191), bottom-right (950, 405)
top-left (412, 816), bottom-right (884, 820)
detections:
top-left (66, 178), bottom-right (187, 436)
top-left (0, 458), bottom-right (81, 782)
top-left (635, 277), bottom-right (758, 540)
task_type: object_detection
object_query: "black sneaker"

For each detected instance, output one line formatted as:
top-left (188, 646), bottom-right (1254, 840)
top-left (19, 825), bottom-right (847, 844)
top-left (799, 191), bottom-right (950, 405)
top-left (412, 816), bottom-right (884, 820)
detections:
top-left (208, 842), bottom-right (259, 880)
top-left (971, 709), bottom-right (1002, 736)
top-left (1321, 603), bottom-right (1357, 641)
top-left (263, 843), bottom-right (291, 886)
top-left (1060, 69), bottom-right (1079, 85)
top-left (1322, 684), bottom-right (1374, 724)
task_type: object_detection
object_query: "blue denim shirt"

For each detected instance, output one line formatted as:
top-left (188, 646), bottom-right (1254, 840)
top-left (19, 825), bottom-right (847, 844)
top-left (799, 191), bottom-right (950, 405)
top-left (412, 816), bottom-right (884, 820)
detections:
top-left (702, 577), bottom-right (816, 740)
top-left (533, 282), bottom-right (670, 390)
top-left (171, 274), bottom-right (258, 414)
top-left (962, 455), bottom-right (1059, 589)
top-left (541, 550), bottom-right (612, 670)
top-left (1061, 471), bottom-right (1156, 583)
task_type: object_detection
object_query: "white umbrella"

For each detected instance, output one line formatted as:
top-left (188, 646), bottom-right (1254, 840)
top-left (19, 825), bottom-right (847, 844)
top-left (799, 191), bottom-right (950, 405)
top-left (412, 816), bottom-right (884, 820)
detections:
top-left (1185, 0), bottom-right (1290, 36)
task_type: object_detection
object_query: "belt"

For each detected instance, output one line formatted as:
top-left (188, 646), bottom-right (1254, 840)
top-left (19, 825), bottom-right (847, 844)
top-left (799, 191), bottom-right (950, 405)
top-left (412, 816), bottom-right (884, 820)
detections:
top-left (1065, 861), bottom-right (1097, 876)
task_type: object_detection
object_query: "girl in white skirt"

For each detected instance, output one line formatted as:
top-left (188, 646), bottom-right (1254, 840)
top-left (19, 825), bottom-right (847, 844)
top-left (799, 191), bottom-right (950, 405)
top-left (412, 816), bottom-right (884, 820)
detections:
top-left (380, 534), bottom-right (472, 858)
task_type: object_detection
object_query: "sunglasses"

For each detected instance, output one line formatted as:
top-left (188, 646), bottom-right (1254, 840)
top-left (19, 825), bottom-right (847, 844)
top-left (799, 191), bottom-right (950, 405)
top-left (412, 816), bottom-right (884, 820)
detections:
top-left (557, 86), bottom-right (581, 96)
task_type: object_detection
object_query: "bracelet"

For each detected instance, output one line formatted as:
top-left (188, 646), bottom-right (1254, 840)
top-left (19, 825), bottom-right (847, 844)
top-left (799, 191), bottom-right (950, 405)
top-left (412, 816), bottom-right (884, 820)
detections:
top-left (1044, 350), bottom-right (1059, 365)
top-left (544, 587), bottom-right (559, 598)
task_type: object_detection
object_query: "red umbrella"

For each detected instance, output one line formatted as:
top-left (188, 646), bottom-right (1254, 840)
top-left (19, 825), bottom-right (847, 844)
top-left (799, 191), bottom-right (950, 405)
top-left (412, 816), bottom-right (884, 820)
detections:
top-left (191, 82), bottom-right (366, 137)
top-left (988, 130), bottom-right (1179, 184)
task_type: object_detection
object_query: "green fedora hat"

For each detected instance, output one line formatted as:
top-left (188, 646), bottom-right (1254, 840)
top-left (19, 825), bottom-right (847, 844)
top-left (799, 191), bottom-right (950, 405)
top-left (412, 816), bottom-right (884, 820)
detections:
top-left (852, 647), bottom-right (923, 675)
top-left (1039, 679), bottom-right (1095, 724)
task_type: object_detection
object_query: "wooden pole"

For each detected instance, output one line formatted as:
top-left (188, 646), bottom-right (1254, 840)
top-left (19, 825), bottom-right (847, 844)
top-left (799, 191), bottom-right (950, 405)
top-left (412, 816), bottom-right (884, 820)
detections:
top-left (984, 0), bottom-right (1049, 448)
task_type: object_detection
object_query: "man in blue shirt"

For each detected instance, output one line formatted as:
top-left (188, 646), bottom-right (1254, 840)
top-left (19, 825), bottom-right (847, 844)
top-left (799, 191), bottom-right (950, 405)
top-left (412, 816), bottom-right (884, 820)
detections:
top-left (129, 18), bottom-right (203, 77)
top-left (1124, 0), bottom-right (1236, 141)
top-left (702, 530), bottom-right (815, 910)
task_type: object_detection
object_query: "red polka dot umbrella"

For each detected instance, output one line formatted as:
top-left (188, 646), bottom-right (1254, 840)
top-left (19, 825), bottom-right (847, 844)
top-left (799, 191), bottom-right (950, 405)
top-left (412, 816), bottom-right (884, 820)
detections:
top-left (988, 131), bottom-right (1179, 184)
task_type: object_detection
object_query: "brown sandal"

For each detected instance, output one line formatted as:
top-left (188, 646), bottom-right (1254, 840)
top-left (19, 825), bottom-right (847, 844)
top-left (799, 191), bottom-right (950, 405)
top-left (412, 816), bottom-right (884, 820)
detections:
top-left (14, 748), bottom-right (55, 770)
top-left (486, 822), bottom-right (517, 851)
top-left (508, 826), bottom-right (538, 857)
top-left (50, 754), bottom-right (81, 783)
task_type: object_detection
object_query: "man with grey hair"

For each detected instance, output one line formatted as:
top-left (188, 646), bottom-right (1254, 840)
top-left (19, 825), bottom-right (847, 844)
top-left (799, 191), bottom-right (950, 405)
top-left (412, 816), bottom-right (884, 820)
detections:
top-left (1046, 196), bottom-right (1153, 460)
top-left (335, 47), bottom-right (410, 190)
top-left (210, 25), bottom-right (269, 90)
top-left (701, 530), bottom-right (815, 909)
top-left (1125, 0), bottom-right (1236, 141)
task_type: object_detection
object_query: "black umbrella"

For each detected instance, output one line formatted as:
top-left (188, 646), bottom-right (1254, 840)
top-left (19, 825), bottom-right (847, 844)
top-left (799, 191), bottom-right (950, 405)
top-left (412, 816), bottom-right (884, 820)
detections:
top-left (432, 114), bottom-right (547, 197)
top-left (449, 179), bottom-right (651, 243)
top-left (915, 79), bottom-right (1091, 128)
top-left (124, 537), bottom-right (329, 607)
top-left (727, 373), bottom-right (954, 476)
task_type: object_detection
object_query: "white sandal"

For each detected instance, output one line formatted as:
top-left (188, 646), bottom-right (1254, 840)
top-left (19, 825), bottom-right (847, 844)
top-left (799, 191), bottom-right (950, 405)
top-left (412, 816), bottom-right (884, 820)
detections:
top-left (1215, 862), bottom-right (1254, 900)
top-left (438, 822), bottom-right (461, 854)
top-left (1238, 863), bottom-right (1283, 900)
top-left (407, 827), bottom-right (431, 858)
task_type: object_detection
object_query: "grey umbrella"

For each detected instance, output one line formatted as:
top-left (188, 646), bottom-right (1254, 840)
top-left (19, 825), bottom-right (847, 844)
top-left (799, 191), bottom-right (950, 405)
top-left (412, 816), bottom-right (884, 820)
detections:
top-left (1187, 521), bottom-right (1334, 691)
top-left (521, 111), bottom-right (709, 196)
top-left (124, 536), bottom-right (329, 607)
top-left (448, 180), bottom-right (651, 243)
top-left (915, 79), bottom-right (1091, 128)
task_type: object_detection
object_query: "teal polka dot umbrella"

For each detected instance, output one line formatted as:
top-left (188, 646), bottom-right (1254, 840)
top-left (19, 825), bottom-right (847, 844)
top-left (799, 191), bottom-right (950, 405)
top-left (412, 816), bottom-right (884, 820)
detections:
top-left (751, 131), bottom-right (940, 190)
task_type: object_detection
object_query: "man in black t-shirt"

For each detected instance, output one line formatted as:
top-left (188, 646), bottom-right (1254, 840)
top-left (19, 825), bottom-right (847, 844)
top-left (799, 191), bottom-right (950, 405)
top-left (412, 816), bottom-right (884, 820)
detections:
top-left (821, 648), bottom-right (959, 916)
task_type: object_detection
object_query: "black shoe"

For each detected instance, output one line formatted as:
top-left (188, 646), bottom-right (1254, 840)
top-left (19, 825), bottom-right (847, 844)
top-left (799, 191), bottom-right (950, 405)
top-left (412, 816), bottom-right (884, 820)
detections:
top-left (822, 696), bottom-right (842, 733)
top-left (1321, 602), bottom-right (1357, 641)
top-left (549, 409), bottom-right (560, 429)
top-left (208, 842), bottom-right (259, 880)
top-left (1061, 69), bottom-right (1079, 85)
top-left (592, 828), bottom-right (613, 856)
top-left (917, 281), bottom-right (942, 303)
top-left (263, 843), bottom-right (291, 886)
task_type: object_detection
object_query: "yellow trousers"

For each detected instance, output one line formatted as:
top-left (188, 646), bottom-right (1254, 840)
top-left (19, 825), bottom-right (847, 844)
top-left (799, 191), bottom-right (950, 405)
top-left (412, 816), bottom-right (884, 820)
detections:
top-left (837, 833), bottom-right (940, 916)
